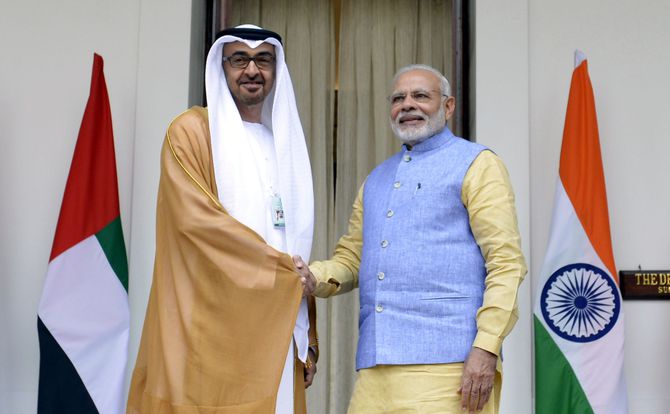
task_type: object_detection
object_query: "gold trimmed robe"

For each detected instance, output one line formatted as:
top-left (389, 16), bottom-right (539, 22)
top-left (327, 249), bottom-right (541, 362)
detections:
top-left (127, 107), bottom-right (316, 414)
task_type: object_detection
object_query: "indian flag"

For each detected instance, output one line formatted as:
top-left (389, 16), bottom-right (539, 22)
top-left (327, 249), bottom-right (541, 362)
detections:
top-left (533, 51), bottom-right (627, 414)
top-left (37, 54), bottom-right (129, 414)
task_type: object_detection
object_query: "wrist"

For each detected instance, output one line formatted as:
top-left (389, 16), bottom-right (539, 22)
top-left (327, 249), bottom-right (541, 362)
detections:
top-left (308, 340), bottom-right (319, 363)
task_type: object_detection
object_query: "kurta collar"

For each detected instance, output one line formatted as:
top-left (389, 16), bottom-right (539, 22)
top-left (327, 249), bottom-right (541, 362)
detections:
top-left (402, 126), bottom-right (455, 153)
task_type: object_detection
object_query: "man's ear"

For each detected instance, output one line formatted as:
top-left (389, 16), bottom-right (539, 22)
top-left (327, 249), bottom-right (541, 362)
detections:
top-left (444, 96), bottom-right (456, 121)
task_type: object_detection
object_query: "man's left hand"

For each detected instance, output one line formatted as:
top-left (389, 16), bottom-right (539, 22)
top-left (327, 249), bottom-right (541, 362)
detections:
top-left (458, 347), bottom-right (497, 413)
top-left (304, 348), bottom-right (317, 388)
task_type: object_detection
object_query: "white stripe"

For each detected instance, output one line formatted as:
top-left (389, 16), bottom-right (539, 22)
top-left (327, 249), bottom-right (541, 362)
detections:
top-left (534, 181), bottom-right (627, 414)
top-left (38, 236), bottom-right (129, 414)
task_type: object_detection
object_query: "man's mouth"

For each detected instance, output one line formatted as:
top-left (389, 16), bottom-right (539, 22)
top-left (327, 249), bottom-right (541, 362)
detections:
top-left (398, 114), bottom-right (426, 125)
top-left (240, 81), bottom-right (264, 92)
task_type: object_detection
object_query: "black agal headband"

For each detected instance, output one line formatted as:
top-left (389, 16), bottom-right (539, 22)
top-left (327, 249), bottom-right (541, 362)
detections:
top-left (215, 27), bottom-right (283, 45)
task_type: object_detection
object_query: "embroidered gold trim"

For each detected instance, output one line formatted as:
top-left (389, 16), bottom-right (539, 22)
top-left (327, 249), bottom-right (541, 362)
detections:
top-left (165, 118), bottom-right (223, 210)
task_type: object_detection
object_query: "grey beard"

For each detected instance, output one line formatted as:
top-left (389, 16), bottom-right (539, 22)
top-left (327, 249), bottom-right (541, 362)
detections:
top-left (390, 107), bottom-right (447, 146)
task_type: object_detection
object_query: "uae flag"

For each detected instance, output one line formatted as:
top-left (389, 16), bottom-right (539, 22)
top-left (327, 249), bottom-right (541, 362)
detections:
top-left (533, 51), bottom-right (627, 414)
top-left (37, 54), bottom-right (129, 414)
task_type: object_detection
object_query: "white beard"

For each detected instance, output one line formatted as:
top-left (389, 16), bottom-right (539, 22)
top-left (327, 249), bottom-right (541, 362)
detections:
top-left (390, 105), bottom-right (447, 145)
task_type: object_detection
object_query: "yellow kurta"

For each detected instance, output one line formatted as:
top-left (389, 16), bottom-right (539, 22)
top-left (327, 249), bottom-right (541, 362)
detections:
top-left (310, 150), bottom-right (525, 413)
top-left (127, 107), bottom-right (316, 414)
top-left (310, 150), bottom-right (527, 357)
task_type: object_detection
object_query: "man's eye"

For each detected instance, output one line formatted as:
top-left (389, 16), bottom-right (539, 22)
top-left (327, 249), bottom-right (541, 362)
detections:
top-left (231, 56), bottom-right (248, 64)
top-left (256, 56), bottom-right (273, 64)
top-left (413, 93), bottom-right (429, 100)
top-left (391, 95), bottom-right (405, 104)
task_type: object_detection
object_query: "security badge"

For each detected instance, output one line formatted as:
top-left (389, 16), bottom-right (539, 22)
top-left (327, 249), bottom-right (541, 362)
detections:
top-left (271, 194), bottom-right (285, 227)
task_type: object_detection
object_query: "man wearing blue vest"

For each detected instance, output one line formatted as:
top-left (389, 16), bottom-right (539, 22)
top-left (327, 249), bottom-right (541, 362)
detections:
top-left (294, 64), bottom-right (526, 413)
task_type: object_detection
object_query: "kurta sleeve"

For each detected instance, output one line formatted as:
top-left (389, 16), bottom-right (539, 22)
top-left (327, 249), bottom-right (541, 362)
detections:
top-left (462, 150), bottom-right (527, 357)
top-left (309, 184), bottom-right (365, 297)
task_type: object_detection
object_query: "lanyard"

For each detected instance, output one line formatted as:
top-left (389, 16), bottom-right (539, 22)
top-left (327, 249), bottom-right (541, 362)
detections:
top-left (245, 123), bottom-right (285, 227)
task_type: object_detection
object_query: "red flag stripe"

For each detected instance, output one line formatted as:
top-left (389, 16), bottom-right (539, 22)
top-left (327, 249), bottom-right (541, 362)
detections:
top-left (558, 60), bottom-right (617, 281)
top-left (50, 54), bottom-right (120, 261)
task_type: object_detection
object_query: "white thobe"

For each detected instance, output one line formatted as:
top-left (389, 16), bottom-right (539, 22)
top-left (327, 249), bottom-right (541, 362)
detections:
top-left (244, 122), bottom-right (308, 414)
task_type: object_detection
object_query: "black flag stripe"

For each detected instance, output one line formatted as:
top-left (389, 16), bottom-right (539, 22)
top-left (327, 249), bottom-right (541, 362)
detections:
top-left (37, 317), bottom-right (98, 413)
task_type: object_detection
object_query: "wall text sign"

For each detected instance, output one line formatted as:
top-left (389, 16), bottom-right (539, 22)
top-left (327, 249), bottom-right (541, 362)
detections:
top-left (620, 270), bottom-right (670, 300)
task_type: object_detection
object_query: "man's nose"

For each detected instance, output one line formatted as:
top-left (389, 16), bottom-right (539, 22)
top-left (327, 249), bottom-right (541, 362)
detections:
top-left (244, 60), bottom-right (261, 76)
top-left (399, 97), bottom-right (417, 111)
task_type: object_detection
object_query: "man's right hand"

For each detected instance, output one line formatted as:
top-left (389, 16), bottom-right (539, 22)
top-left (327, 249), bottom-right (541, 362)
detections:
top-left (459, 347), bottom-right (497, 413)
top-left (292, 255), bottom-right (317, 297)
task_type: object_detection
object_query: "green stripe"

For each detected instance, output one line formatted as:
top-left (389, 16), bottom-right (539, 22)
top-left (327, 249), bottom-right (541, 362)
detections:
top-left (534, 315), bottom-right (593, 414)
top-left (96, 217), bottom-right (128, 291)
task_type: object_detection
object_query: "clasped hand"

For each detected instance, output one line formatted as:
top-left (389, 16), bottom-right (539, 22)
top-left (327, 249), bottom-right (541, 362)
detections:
top-left (292, 255), bottom-right (316, 297)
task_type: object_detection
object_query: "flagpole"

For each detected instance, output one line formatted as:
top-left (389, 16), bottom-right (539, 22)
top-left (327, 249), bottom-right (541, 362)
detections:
top-left (574, 49), bottom-right (587, 67)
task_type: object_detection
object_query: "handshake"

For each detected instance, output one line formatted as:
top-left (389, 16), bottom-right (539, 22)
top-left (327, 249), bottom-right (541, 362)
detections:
top-left (292, 255), bottom-right (317, 297)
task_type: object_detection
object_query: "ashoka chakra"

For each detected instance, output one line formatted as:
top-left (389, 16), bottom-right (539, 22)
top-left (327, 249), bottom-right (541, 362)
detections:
top-left (540, 263), bottom-right (620, 343)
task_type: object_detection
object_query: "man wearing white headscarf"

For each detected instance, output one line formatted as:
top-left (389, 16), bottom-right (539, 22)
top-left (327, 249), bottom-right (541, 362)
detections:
top-left (127, 25), bottom-right (318, 414)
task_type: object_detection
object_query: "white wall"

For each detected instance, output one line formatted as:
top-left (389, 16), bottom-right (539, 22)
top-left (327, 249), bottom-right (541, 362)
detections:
top-left (476, 1), bottom-right (670, 413)
top-left (529, 2), bottom-right (670, 412)
top-left (473, 1), bottom-right (532, 413)
top-left (0, 1), bottom-right (193, 412)
top-left (125, 0), bottom-right (195, 397)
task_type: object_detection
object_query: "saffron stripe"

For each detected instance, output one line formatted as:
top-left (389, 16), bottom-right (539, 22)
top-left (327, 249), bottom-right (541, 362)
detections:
top-left (558, 60), bottom-right (617, 281)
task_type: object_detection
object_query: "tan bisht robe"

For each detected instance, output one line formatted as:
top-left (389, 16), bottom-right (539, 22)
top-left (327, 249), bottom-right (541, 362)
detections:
top-left (127, 107), bottom-right (317, 414)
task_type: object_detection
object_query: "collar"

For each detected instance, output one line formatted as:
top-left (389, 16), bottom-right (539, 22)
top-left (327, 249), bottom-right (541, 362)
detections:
top-left (402, 126), bottom-right (455, 153)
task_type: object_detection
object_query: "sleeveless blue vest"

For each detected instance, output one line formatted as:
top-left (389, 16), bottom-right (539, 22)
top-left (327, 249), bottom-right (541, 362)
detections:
top-left (357, 127), bottom-right (487, 370)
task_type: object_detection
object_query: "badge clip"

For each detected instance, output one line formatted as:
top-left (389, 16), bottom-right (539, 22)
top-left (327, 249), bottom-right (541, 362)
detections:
top-left (271, 195), bottom-right (285, 227)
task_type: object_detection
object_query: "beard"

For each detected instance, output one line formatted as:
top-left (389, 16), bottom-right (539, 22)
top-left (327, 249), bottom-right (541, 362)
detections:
top-left (227, 74), bottom-right (272, 107)
top-left (234, 80), bottom-right (266, 106)
top-left (390, 105), bottom-right (447, 145)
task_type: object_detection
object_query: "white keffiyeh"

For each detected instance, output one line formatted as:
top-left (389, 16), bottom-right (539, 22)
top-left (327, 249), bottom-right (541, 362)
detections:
top-left (204, 24), bottom-right (314, 363)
